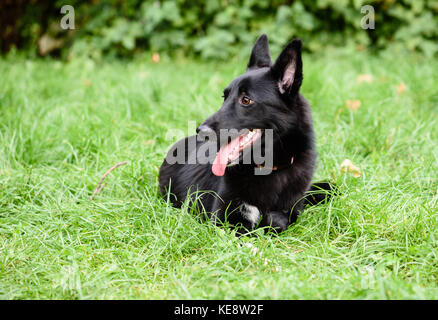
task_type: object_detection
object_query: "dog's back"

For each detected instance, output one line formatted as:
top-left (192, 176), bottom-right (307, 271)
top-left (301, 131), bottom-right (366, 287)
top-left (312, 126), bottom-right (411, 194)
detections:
top-left (159, 135), bottom-right (220, 209)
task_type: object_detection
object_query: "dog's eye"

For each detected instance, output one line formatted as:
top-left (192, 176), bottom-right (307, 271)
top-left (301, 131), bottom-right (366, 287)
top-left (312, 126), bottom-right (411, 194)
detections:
top-left (240, 95), bottom-right (253, 106)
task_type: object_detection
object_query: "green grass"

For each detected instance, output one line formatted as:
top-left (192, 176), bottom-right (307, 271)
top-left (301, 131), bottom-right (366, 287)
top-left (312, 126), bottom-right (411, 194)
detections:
top-left (0, 49), bottom-right (437, 299)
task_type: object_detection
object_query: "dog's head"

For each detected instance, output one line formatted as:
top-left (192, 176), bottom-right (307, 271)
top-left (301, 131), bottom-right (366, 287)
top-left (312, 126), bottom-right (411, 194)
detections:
top-left (197, 34), bottom-right (309, 176)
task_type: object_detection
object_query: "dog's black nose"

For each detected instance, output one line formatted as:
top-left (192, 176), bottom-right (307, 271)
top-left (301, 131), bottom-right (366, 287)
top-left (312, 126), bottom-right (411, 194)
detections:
top-left (196, 124), bottom-right (214, 135)
top-left (196, 124), bottom-right (215, 141)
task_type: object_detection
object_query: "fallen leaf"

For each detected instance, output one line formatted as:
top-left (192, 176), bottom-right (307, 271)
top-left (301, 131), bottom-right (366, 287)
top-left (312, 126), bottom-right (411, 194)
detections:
top-left (356, 44), bottom-right (365, 52)
top-left (396, 82), bottom-right (407, 95)
top-left (380, 75), bottom-right (389, 83)
top-left (142, 139), bottom-right (154, 145)
top-left (83, 79), bottom-right (92, 87)
top-left (340, 159), bottom-right (361, 178)
top-left (152, 52), bottom-right (160, 63)
top-left (346, 99), bottom-right (361, 111)
top-left (38, 34), bottom-right (64, 56)
top-left (356, 74), bottom-right (373, 84)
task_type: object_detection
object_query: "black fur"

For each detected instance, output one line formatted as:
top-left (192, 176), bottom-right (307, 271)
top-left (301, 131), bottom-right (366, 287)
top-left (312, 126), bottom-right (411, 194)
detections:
top-left (159, 34), bottom-right (331, 233)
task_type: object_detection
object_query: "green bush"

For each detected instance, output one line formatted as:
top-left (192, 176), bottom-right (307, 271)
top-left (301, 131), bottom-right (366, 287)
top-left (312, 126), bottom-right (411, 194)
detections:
top-left (2, 0), bottom-right (438, 59)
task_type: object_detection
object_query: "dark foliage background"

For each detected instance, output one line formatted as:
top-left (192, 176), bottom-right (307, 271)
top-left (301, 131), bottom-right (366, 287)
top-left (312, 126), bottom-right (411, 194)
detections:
top-left (1, 0), bottom-right (437, 59)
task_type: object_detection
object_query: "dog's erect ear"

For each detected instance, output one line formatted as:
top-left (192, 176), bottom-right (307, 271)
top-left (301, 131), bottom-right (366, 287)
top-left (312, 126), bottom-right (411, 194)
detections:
top-left (271, 39), bottom-right (303, 96)
top-left (247, 34), bottom-right (271, 70)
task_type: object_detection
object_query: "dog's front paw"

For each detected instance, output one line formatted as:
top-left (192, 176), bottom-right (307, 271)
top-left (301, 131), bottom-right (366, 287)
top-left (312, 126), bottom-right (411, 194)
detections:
top-left (261, 211), bottom-right (290, 233)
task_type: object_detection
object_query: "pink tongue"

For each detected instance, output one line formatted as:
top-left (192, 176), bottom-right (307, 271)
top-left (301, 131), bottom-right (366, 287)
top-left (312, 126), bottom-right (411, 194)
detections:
top-left (212, 137), bottom-right (241, 176)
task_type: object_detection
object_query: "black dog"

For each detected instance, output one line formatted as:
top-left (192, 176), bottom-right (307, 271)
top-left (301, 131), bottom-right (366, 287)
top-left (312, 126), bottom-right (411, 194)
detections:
top-left (159, 34), bottom-right (331, 233)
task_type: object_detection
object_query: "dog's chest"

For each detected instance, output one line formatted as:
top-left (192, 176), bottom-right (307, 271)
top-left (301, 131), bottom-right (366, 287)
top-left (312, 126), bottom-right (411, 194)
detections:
top-left (240, 203), bottom-right (261, 227)
top-left (234, 173), bottom-right (291, 211)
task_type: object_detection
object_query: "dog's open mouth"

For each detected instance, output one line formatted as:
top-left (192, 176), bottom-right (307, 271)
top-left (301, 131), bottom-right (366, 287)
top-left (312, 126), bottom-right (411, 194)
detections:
top-left (212, 129), bottom-right (263, 176)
